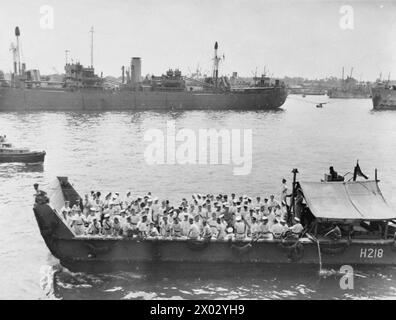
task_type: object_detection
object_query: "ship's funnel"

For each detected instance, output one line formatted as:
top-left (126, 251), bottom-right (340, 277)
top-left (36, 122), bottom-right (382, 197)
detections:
top-left (214, 42), bottom-right (218, 50)
top-left (15, 27), bottom-right (20, 37)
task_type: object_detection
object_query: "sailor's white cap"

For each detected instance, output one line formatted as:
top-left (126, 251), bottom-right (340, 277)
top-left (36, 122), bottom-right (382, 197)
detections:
top-left (262, 216), bottom-right (268, 221)
top-left (236, 216), bottom-right (242, 222)
top-left (219, 214), bottom-right (224, 219)
top-left (227, 227), bottom-right (234, 233)
top-left (104, 213), bottom-right (110, 218)
top-left (294, 217), bottom-right (300, 222)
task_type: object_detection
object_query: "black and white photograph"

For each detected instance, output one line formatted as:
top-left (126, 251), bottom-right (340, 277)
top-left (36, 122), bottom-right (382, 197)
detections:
top-left (1, 0), bottom-right (396, 304)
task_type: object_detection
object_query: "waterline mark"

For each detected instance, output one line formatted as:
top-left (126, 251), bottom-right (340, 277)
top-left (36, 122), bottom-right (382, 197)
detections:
top-left (144, 121), bottom-right (252, 175)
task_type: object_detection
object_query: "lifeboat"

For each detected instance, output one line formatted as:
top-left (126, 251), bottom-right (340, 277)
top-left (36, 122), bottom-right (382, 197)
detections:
top-left (0, 137), bottom-right (45, 164)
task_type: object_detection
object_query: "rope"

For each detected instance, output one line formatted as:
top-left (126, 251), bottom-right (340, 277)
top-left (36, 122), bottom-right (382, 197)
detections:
top-left (306, 233), bottom-right (323, 275)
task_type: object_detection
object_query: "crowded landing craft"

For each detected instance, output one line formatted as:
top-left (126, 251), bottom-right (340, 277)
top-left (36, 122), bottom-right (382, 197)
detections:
top-left (33, 163), bottom-right (396, 273)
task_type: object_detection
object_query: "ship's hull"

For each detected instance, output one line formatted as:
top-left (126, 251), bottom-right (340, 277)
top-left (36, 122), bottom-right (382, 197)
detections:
top-left (288, 88), bottom-right (327, 96)
top-left (34, 207), bottom-right (396, 273)
top-left (371, 87), bottom-right (396, 110)
top-left (0, 151), bottom-right (45, 163)
top-left (328, 89), bottom-right (370, 99)
top-left (0, 87), bottom-right (288, 111)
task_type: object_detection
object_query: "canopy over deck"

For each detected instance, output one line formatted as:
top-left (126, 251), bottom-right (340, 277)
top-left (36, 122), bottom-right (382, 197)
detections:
top-left (299, 180), bottom-right (396, 221)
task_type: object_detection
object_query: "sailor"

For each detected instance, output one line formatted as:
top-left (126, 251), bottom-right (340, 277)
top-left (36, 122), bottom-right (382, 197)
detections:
top-left (216, 216), bottom-right (227, 240)
top-left (129, 208), bottom-right (140, 231)
top-left (208, 212), bottom-right (218, 235)
top-left (289, 217), bottom-right (304, 237)
top-left (250, 217), bottom-right (261, 240)
top-left (122, 216), bottom-right (134, 238)
top-left (262, 198), bottom-right (270, 214)
top-left (87, 217), bottom-right (101, 235)
top-left (148, 222), bottom-right (160, 238)
top-left (160, 216), bottom-right (172, 238)
top-left (280, 178), bottom-right (289, 207)
top-left (112, 217), bottom-right (123, 237)
top-left (268, 195), bottom-right (280, 212)
top-left (180, 213), bottom-right (190, 236)
top-left (224, 227), bottom-right (235, 241)
top-left (270, 218), bottom-right (285, 239)
top-left (214, 204), bottom-right (222, 219)
top-left (124, 191), bottom-right (133, 208)
top-left (172, 217), bottom-right (183, 238)
top-left (201, 220), bottom-right (212, 240)
top-left (194, 214), bottom-right (203, 234)
top-left (102, 214), bottom-right (113, 236)
top-left (241, 204), bottom-right (249, 220)
top-left (137, 215), bottom-right (149, 238)
top-left (151, 197), bottom-right (160, 224)
top-left (82, 194), bottom-right (93, 217)
top-left (143, 206), bottom-right (153, 223)
top-left (201, 202), bottom-right (209, 220)
top-left (230, 193), bottom-right (236, 205)
top-left (187, 218), bottom-right (200, 240)
top-left (70, 212), bottom-right (85, 236)
top-left (234, 216), bottom-right (246, 240)
top-left (279, 218), bottom-right (289, 234)
top-left (256, 196), bottom-right (262, 206)
top-left (60, 201), bottom-right (71, 220)
top-left (260, 217), bottom-right (272, 239)
top-left (33, 183), bottom-right (44, 197)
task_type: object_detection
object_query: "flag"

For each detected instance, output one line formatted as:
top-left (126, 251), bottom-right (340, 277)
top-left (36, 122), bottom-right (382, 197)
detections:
top-left (353, 161), bottom-right (369, 181)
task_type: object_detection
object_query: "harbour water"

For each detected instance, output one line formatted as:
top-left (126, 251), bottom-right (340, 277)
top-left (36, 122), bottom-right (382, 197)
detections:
top-left (1, 96), bottom-right (396, 300)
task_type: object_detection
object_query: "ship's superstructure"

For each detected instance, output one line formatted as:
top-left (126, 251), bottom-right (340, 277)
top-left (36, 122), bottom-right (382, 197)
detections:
top-left (327, 68), bottom-right (370, 99)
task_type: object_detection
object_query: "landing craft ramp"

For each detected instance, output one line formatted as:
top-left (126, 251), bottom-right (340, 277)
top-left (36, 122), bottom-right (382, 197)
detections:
top-left (300, 181), bottom-right (396, 221)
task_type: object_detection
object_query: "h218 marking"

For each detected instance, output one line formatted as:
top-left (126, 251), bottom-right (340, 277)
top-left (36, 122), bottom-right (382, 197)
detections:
top-left (360, 248), bottom-right (383, 259)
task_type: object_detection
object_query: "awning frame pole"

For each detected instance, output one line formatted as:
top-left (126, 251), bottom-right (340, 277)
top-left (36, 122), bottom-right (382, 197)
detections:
top-left (291, 169), bottom-right (299, 217)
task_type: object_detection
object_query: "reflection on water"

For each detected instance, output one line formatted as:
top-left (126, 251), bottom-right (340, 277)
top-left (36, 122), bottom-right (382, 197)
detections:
top-left (1, 96), bottom-right (396, 299)
top-left (0, 163), bottom-right (44, 178)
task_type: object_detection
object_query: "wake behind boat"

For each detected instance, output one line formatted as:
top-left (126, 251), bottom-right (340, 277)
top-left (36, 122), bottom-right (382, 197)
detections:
top-left (33, 164), bottom-right (396, 273)
top-left (0, 135), bottom-right (45, 164)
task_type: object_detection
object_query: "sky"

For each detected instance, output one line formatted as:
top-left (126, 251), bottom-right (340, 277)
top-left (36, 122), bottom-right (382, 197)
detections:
top-left (0, 0), bottom-right (395, 80)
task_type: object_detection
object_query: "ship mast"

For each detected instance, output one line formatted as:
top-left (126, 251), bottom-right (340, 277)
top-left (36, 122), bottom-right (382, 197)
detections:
top-left (15, 27), bottom-right (21, 76)
top-left (90, 26), bottom-right (94, 68)
top-left (213, 42), bottom-right (220, 87)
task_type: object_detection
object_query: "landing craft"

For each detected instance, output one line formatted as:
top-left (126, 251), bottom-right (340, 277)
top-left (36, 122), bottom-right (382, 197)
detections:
top-left (33, 164), bottom-right (396, 273)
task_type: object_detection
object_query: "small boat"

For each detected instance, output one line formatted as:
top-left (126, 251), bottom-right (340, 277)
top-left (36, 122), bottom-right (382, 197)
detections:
top-left (0, 136), bottom-right (46, 163)
top-left (33, 166), bottom-right (396, 273)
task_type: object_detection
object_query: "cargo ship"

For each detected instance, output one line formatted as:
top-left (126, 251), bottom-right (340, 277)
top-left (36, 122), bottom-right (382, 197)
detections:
top-left (371, 83), bottom-right (396, 110)
top-left (0, 28), bottom-right (288, 111)
top-left (33, 167), bottom-right (396, 273)
top-left (327, 68), bottom-right (371, 99)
